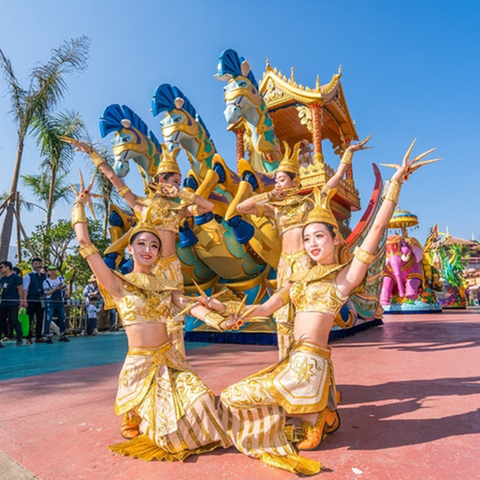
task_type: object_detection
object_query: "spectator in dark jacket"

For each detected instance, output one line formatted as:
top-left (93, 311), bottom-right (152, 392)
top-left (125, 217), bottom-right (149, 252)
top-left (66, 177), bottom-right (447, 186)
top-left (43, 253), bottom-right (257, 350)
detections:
top-left (0, 261), bottom-right (24, 347)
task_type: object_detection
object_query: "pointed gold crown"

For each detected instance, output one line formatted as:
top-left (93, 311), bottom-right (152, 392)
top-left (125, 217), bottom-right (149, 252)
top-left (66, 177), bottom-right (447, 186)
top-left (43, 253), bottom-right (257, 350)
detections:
top-left (156, 143), bottom-right (182, 176)
top-left (276, 141), bottom-right (301, 176)
top-left (129, 207), bottom-right (161, 243)
top-left (305, 187), bottom-right (338, 228)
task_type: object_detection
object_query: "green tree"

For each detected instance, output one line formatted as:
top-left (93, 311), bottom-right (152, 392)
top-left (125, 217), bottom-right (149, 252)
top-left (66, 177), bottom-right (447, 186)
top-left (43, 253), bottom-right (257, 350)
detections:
top-left (20, 171), bottom-right (74, 218)
top-left (32, 110), bottom-right (85, 227)
top-left (0, 36), bottom-right (90, 259)
top-left (21, 218), bottom-right (110, 295)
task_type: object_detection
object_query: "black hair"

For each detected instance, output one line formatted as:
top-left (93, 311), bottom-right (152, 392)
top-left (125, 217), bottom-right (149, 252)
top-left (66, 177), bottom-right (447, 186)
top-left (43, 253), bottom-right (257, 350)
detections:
top-left (129, 231), bottom-right (162, 247)
top-left (31, 257), bottom-right (42, 264)
top-left (0, 261), bottom-right (13, 270)
top-left (161, 172), bottom-right (179, 181)
top-left (12, 267), bottom-right (22, 277)
top-left (303, 222), bottom-right (336, 239)
top-left (276, 171), bottom-right (296, 181)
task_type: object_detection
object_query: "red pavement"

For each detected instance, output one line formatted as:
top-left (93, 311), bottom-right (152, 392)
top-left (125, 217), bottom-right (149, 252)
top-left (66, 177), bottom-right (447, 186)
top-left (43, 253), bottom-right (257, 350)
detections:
top-left (1, 309), bottom-right (479, 480)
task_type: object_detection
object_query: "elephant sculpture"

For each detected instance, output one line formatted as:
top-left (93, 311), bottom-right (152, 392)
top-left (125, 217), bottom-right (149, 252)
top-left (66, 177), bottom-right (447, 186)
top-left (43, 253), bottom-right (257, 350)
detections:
top-left (380, 234), bottom-right (425, 305)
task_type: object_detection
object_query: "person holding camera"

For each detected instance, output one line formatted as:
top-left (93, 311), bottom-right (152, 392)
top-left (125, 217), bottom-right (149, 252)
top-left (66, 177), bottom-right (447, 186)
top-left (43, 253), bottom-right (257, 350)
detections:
top-left (43, 266), bottom-right (70, 343)
top-left (21, 258), bottom-right (47, 344)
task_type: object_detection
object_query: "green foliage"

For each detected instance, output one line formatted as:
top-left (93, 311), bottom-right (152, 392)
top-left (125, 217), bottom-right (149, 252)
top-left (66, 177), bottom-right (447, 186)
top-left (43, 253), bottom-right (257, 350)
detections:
top-left (21, 218), bottom-right (110, 294)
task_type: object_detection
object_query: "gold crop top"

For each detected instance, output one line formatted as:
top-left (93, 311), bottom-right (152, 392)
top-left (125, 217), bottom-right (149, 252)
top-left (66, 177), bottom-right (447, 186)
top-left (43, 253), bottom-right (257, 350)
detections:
top-left (271, 194), bottom-right (313, 236)
top-left (98, 271), bottom-right (180, 327)
top-left (137, 195), bottom-right (184, 233)
top-left (289, 264), bottom-right (349, 317)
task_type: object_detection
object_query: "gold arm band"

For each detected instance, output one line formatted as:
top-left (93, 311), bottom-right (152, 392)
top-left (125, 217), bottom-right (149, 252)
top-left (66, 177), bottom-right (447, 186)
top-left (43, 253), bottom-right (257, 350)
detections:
top-left (190, 204), bottom-right (200, 216)
top-left (256, 204), bottom-right (265, 217)
top-left (180, 189), bottom-right (196, 204)
top-left (204, 311), bottom-right (227, 330)
top-left (354, 246), bottom-right (376, 265)
top-left (321, 183), bottom-right (333, 196)
top-left (78, 243), bottom-right (99, 259)
top-left (254, 192), bottom-right (271, 206)
top-left (117, 185), bottom-right (132, 198)
top-left (340, 149), bottom-right (353, 166)
top-left (276, 287), bottom-right (290, 306)
top-left (71, 203), bottom-right (87, 227)
top-left (383, 180), bottom-right (402, 205)
top-left (90, 151), bottom-right (106, 168)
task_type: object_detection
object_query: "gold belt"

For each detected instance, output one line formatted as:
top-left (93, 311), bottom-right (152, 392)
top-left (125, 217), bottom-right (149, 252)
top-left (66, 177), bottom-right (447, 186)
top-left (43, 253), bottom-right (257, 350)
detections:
top-left (127, 341), bottom-right (172, 357)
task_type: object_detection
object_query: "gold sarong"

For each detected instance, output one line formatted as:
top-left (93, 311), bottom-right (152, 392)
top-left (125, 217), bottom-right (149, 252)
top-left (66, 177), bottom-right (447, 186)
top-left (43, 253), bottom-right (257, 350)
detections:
top-left (219, 341), bottom-right (336, 475)
top-left (110, 342), bottom-right (230, 461)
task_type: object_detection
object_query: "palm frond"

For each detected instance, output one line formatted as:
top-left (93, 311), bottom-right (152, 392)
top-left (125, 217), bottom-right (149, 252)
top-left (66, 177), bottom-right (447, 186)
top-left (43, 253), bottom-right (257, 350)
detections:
top-left (0, 49), bottom-right (27, 126)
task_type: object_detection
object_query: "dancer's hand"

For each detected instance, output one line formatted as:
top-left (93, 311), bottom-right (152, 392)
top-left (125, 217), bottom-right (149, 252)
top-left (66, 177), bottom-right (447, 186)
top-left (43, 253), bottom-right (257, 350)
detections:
top-left (70, 169), bottom-right (103, 217)
top-left (60, 136), bottom-right (93, 155)
top-left (347, 135), bottom-right (372, 153)
top-left (381, 139), bottom-right (441, 182)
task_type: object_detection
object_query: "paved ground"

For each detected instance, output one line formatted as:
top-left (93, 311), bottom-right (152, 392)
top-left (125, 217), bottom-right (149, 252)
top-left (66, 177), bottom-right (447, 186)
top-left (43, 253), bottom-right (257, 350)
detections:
top-left (0, 308), bottom-right (479, 479)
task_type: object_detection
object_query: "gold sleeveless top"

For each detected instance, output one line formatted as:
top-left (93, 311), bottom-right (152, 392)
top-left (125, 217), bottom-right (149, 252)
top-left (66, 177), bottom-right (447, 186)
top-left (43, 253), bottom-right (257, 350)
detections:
top-left (137, 195), bottom-right (184, 233)
top-left (98, 271), bottom-right (180, 327)
top-left (271, 194), bottom-right (313, 236)
top-left (289, 263), bottom-right (349, 317)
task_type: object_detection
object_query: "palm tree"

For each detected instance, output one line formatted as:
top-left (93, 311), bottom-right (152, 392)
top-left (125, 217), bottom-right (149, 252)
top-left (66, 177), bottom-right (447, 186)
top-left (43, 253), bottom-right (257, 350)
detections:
top-left (32, 109), bottom-right (85, 227)
top-left (0, 36), bottom-right (90, 259)
top-left (20, 171), bottom-right (75, 218)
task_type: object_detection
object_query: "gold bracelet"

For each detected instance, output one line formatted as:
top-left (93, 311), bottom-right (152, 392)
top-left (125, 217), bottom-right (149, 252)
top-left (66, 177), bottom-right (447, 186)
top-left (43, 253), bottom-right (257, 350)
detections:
top-left (254, 192), bottom-right (271, 206)
top-left (354, 246), bottom-right (376, 265)
top-left (71, 203), bottom-right (87, 226)
top-left (191, 204), bottom-right (200, 216)
top-left (78, 243), bottom-right (99, 259)
top-left (90, 151), bottom-right (106, 168)
top-left (180, 189), bottom-right (196, 204)
top-left (204, 311), bottom-right (227, 330)
top-left (117, 185), bottom-right (132, 198)
top-left (383, 180), bottom-right (402, 205)
top-left (321, 183), bottom-right (333, 195)
top-left (276, 287), bottom-right (290, 306)
top-left (257, 204), bottom-right (265, 217)
top-left (340, 149), bottom-right (353, 166)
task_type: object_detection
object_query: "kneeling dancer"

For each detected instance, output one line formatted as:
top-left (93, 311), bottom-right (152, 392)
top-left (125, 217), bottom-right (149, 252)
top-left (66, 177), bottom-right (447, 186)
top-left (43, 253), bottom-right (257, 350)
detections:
top-left (219, 142), bottom-right (437, 474)
top-left (71, 175), bottom-right (233, 462)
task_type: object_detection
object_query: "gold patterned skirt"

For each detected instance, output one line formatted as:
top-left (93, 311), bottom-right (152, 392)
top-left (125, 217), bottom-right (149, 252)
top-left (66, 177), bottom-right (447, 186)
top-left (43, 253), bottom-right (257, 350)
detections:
top-left (109, 342), bottom-right (231, 461)
top-left (275, 251), bottom-right (313, 359)
top-left (219, 341), bottom-right (337, 475)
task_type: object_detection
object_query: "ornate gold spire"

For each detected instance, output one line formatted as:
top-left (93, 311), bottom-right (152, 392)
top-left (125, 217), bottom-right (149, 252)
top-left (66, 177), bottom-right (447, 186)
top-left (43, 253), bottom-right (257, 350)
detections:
top-left (305, 187), bottom-right (338, 228)
top-left (156, 144), bottom-right (182, 176)
top-left (129, 208), bottom-right (161, 243)
top-left (277, 141), bottom-right (301, 176)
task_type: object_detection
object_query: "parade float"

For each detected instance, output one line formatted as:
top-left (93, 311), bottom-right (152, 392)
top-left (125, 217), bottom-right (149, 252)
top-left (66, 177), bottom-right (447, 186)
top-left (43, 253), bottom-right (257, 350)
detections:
top-left (424, 226), bottom-right (469, 309)
top-left (380, 209), bottom-right (442, 313)
top-left (98, 49), bottom-right (387, 344)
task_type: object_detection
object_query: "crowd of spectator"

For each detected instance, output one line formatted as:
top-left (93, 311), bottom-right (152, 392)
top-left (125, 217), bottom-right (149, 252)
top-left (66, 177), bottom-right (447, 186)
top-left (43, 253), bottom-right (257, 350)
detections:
top-left (0, 257), bottom-right (114, 348)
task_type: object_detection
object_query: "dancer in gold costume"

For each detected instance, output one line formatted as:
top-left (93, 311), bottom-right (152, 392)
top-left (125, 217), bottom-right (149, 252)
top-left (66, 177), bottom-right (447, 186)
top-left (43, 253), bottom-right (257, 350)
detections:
top-left (237, 137), bottom-right (371, 359)
top-left (62, 137), bottom-right (213, 357)
top-left (70, 175), bottom-right (234, 462)
top-left (219, 141), bottom-right (438, 474)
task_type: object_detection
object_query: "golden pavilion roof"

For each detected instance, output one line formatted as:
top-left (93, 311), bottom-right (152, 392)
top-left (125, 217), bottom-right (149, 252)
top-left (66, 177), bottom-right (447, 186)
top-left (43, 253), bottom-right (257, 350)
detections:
top-left (259, 62), bottom-right (358, 154)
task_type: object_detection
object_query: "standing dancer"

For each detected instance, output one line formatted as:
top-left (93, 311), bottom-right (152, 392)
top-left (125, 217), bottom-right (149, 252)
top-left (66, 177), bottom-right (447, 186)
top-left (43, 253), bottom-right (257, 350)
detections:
top-left (237, 137), bottom-right (370, 359)
top-left (70, 175), bottom-right (233, 461)
top-left (62, 137), bottom-right (213, 357)
top-left (219, 141), bottom-right (438, 474)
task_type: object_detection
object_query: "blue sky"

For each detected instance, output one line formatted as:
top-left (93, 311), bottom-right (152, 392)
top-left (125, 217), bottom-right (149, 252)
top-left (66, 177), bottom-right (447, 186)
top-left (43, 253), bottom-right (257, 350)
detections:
top-left (0, 0), bottom-right (479, 253)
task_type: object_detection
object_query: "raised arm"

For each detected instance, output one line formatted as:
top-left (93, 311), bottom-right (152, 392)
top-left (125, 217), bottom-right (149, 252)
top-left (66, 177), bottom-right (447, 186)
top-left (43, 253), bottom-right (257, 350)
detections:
top-left (61, 136), bottom-right (140, 211)
top-left (326, 136), bottom-right (371, 190)
top-left (70, 172), bottom-right (124, 301)
top-left (338, 140), bottom-right (440, 294)
top-left (237, 192), bottom-right (275, 217)
top-left (242, 286), bottom-right (291, 319)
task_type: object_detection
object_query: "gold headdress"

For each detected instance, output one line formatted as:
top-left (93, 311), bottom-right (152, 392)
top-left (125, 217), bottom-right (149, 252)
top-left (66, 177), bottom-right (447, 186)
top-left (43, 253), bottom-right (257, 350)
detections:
top-left (129, 207), bottom-right (161, 243)
top-left (302, 187), bottom-right (353, 267)
top-left (276, 141), bottom-right (301, 176)
top-left (305, 187), bottom-right (339, 229)
top-left (155, 143), bottom-right (182, 176)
